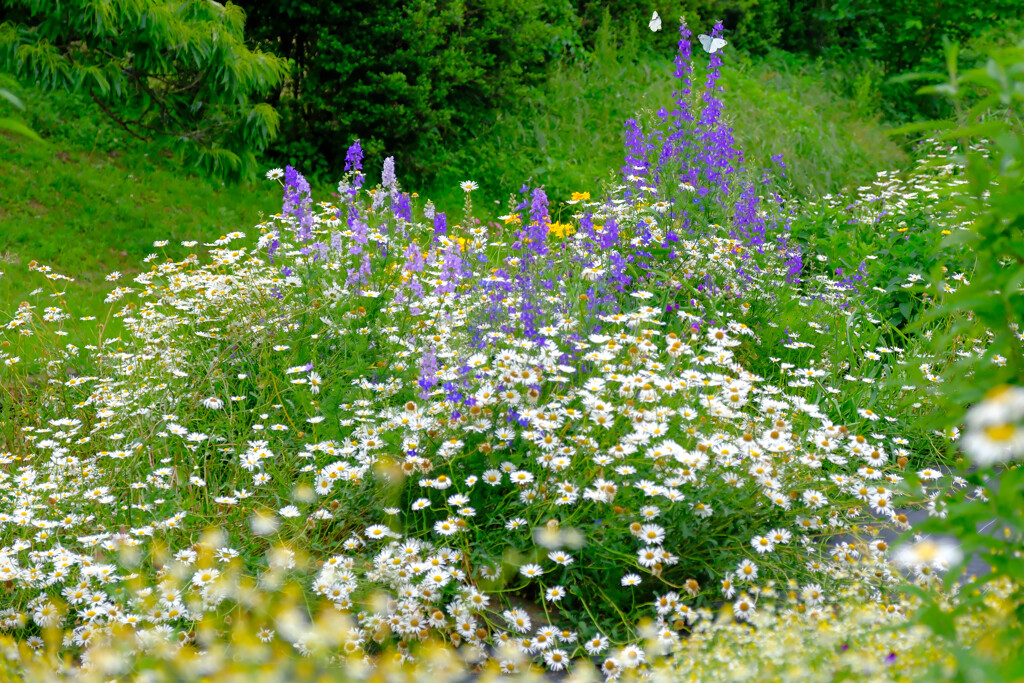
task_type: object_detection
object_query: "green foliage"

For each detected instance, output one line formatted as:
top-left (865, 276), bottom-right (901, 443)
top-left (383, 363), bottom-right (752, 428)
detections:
top-left (0, 0), bottom-right (288, 181)
top-left (241, 0), bottom-right (581, 186)
top-left (419, 21), bottom-right (907, 211)
top-left (889, 38), bottom-right (1024, 683)
top-left (905, 40), bottom-right (1024, 419)
top-left (795, 0), bottom-right (1023, 75)
top-left (782, 0), bottom-right (1024, 121)
top-left (720, 50), bottom-right (907, 196)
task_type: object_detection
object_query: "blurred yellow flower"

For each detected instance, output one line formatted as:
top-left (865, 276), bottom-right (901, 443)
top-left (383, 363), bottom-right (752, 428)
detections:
top-left (571, 191), bottom-right (590, 201)
top-left (547, 222), bottom-right (576, 239)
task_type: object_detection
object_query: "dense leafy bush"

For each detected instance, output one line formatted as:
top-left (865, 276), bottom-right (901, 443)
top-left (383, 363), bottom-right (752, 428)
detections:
top-left (241, 0), bottom-right (581, 185)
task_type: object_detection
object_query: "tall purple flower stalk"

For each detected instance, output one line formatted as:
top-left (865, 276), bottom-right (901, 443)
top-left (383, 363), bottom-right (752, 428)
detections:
top-left (695, 22), bottom-right (742, 197)
top-left (623, 119), bottom-right (654, 203)
top-left (417, 346), bottom-right (439, 400)
top-left (657, 19), bottom-right (696, 179)
top-left (282, 166), bottom-right (314, 242)
top-left (394, 242), bottom-right (427, 312)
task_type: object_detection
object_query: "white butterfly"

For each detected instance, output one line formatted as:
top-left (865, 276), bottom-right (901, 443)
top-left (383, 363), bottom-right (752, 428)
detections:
top-left (649, 11), bottom-right (661, 32)
top-left (698, 34), bottom-right (728, 54)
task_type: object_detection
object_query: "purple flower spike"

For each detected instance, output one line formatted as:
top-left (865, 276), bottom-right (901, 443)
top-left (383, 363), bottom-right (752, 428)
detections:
top-left (344, 140), bottom-right (363, 172)
top-left (282, 166), bottom-right (314, 242)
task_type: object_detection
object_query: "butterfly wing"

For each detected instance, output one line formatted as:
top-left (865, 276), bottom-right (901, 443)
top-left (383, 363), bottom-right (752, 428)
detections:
top-left (649, 11), bottom-right (661, 32)
top-left (698, 34), bottom-right (728, 53)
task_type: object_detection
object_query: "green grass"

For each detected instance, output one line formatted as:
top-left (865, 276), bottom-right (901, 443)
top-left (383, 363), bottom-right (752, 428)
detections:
top-left (0, 89), bottom-right (286, 362)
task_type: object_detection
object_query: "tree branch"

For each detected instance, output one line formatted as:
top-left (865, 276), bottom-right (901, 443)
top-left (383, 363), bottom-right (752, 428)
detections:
top-left (87, 90), bottom-right (151, 141)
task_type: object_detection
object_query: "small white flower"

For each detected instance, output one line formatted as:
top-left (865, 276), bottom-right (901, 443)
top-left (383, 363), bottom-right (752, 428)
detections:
top-left (519, 563), bottom-right (544, 578)
top-left (544, 585), bottom-right (566, 602)
top-left (858, 408), bottom-right (881, 421)
top-left (191, 568), bottom-right (220, 586)
top-left (460, 180), bottom-right (478, 193)
top-left (732, 596), bottom-right (756, 620)
top-left (201, 396), bottom-right (224, 410)
top-left (266, 168), bottom-right (285, 180)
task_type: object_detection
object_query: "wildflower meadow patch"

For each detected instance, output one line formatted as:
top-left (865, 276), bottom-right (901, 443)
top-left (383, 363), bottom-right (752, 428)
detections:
top-left (1, 16), bottom-right (1022, 683)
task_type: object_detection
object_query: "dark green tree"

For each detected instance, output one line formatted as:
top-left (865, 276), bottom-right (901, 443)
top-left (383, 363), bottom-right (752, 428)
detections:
top-left (241, 0), bottom-right (580, 185)
top-left (0, 0), bottom-right (288, 180)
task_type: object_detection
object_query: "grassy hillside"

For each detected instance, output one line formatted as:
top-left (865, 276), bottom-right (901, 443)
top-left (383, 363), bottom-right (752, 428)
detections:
top-left (0, 90), bottom-right (283, 362)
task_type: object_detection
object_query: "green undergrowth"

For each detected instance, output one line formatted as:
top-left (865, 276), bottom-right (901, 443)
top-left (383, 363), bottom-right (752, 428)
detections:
top-left (418, 22), bottom-right (908, 211)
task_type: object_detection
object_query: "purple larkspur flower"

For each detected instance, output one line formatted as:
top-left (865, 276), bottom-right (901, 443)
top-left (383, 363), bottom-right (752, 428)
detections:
top-left (381, 156), bottom-right (397, 190)
top-left (282, 166), bottom-right (314, 242)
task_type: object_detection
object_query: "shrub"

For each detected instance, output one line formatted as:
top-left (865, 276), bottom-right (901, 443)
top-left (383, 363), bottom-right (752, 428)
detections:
top-left (241, 0), bottom-right (581, 186)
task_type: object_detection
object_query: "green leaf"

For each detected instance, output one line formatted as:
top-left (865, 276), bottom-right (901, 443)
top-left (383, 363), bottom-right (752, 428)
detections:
top-left (0, 87), bottom-right (24, 110)
top-left (886, 71), bottom-right (947, 85)
top-left (0, 116), bottom-right (42, 141)
top-left (939, 121), bottom-right (1007, 141)
top-left (898, 301), bottom-right (912, 321)
top-left (888, 120), bottom-right (955, 137)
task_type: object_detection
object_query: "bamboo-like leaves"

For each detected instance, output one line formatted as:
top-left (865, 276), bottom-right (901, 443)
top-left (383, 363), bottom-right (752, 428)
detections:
top-left (0, 0), bottom-right (289, 180)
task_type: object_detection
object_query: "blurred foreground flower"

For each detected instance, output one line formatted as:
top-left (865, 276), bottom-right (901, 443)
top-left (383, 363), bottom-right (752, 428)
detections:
top-left (893, 539), bottom-right (963, 570)
top-left (961, 385), bottom-right (1024, 467)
